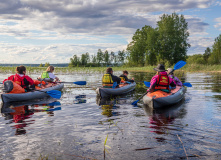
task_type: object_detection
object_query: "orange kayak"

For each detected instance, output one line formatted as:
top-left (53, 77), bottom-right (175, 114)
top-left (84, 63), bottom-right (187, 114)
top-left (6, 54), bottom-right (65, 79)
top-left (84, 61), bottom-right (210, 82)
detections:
top-left (143, 86), bottom-right (186, 109)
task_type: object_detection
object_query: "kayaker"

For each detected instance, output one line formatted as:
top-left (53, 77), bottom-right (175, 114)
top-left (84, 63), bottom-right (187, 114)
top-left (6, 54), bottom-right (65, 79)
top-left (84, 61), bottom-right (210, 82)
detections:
top-left (167, 68), bottom-right (183, 86)
top-left (102, 67), bottom-right (121, 88)
top-left (3, 65), bottom-right (35, 92)
top-left (39, 66), bottom-right (59, 82)
top-left (148, 64), bottom-right (176, 92)
top-left (119, 70), bottom-right (134, 83)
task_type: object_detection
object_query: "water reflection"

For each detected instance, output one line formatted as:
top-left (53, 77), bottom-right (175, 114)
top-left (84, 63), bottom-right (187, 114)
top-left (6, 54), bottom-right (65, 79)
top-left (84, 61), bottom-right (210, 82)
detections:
top-left (96, 96), bottom-right (120, 117)
top-left (0, 98), bottom-right (61, 135)
top-left (143, 100), bottom-right (187, 141)
top-left (73, 95), bottom-right (87, 104)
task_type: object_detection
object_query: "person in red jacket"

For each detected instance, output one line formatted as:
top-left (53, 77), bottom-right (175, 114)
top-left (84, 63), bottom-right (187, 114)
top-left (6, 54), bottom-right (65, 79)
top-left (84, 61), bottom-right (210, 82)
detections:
top-left (3, 65), bottom-right (35, 92)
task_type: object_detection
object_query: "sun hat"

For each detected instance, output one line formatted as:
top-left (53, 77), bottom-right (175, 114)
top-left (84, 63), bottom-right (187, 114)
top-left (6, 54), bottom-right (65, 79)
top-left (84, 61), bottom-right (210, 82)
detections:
top-left (153, 64), bottom-right (167, 72)
top-left (167, 68), bottom-right (174, 74)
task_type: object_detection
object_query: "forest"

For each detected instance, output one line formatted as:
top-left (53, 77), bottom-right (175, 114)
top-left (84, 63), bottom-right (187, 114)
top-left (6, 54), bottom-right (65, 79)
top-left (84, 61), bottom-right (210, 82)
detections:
top-left (69, 13), bottom-right (221, 67)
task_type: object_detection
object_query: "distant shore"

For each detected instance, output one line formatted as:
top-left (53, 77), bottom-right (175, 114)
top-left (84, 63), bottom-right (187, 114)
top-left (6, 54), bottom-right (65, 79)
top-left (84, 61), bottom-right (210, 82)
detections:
top-left (0, 64), bottom-right (220, 74)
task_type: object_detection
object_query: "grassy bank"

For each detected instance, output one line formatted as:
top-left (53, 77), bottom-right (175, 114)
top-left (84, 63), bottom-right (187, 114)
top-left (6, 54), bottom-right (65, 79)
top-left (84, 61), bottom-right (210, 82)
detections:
top-left (0, 64), bottom-right (220, 74)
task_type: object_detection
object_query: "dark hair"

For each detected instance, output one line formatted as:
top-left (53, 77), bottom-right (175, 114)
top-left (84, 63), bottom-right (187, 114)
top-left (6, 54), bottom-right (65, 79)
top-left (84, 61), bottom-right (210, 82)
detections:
top-left (106, 67), bottom-right (113, 73)
top-left (123, 70), bottom-right (128, 74)
top-left (16, 65), bottom-right (26, 74)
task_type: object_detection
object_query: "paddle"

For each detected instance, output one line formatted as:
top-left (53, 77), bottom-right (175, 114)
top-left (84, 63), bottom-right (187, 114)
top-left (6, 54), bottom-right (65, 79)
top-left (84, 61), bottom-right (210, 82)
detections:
top-left (183, 82), bottom-right (192, 87)
top-left (36, 90), bottom-right (61, 99)
top-left (112, 82), bottom-right (118, 88)
top-left (59, 81), bottom-right (87, 85)
top-left (131, 91), bottom-right (149, 106)
top-left (169, 60), bottom-right (186, 74)
top-left (144, 81), bottom-right (151, 87)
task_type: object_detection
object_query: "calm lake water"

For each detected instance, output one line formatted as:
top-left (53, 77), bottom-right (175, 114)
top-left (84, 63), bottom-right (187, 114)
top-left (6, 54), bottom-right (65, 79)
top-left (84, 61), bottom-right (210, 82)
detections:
top-left (0, 71), bottom-right (221, 160)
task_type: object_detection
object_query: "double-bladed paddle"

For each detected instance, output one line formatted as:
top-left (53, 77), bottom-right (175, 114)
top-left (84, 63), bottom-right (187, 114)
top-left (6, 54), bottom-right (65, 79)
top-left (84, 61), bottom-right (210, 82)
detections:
top-left (36, 90), bottom-right (62, 99)
top-left (59, 81), bottom-right (87, 85)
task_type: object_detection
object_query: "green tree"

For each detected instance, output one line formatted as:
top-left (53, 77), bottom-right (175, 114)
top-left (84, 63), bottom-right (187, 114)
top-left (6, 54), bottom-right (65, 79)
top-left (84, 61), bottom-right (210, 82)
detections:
top-left (203, 47), bottom-right (211, 63)
top-left (81, 52), bottom-right (90, 66)
top-left (110, 51), bottom-right (115, 63)
top-left (127, 26), bottom-right (150, 66)
top-left (208, 34), bottom-right (221, 64)
top-left (96, 49), bottom-right (103, 66)
top-left (39, 63), bottom-right (43, 67)
top-left (187, 54), bottom-right (206, 64)
top-left (92, 54), bottom-right (97, 64)
top-left (104, 50), bottom-right (110, 66)
top-left (145, 27), bottom-right (158, 65)
top-left (44, 62), bottom-right (50, 67)
top-left (156, 13), bottom-right (190, 65)
top-left (118, 50), bottom-right (126, 64)
top-left (69, 55), bottom-right (79, 67)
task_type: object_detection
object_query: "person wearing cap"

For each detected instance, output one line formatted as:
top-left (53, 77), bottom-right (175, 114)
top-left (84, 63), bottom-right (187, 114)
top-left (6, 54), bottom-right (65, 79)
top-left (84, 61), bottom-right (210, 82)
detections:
top-left (167, 68), bottom-right (182, 86)
top-left (102, 67), bottom-right (121, 88)
top-left (148, 64), bottom-right (176, 92)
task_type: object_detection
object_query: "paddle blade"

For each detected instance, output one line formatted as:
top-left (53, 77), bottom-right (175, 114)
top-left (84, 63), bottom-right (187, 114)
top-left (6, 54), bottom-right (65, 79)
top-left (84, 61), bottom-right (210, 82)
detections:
top-left (48, 101), bottom-right (61, 106)
top-left (112, 82), bottom-right (118, 89)
top-left (144, 81), bottom-right (151, 87)
top-left (46, 90), bottom-right (62, 99)
top-left (183, 82), bottom-right (192, 87)
top-left (173, 60), bottom-right (186, 70)
top-left (73, 81), bottom-right (87, 85)
top-left (131, 99), bottom-right (139, 105)
top-left (46, 107), bottom-right (61, 111)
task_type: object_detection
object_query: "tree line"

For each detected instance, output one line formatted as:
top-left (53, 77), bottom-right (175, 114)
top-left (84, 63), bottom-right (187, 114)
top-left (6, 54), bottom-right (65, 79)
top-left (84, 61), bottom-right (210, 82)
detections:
top-left (69, 12), bottom-right (221, 67)
top-left (69, 49), bottom-right (126, 67)
top-left (187, 34), bottom-right (221, 65)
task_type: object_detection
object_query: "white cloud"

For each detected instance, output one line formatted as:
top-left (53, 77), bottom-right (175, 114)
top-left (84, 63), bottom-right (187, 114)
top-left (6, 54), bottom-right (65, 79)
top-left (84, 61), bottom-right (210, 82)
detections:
top-left (214, 17), bottom-right (221, 30)
top-left (0, 0), bottom-right (218, 63)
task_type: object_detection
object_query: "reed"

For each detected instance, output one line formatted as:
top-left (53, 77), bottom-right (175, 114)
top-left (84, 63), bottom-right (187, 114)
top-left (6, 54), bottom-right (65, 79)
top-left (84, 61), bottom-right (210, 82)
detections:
top-left (0, 64), bottom-right (220, 74)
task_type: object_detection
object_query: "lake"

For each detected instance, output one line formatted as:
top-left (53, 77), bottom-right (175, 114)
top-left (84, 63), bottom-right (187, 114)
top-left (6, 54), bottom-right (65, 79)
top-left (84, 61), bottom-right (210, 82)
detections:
top-left (0, 71), bottom-right (221, 160)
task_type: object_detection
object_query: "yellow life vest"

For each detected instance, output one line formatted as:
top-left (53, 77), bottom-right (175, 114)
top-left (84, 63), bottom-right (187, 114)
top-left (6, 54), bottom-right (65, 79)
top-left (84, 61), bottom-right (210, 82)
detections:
top-left (102, 74), bottom-right (113, 87)
top-left (120, 76), bottom-right (125, 81)
top-left (41, 71), bottom-right (50, 79)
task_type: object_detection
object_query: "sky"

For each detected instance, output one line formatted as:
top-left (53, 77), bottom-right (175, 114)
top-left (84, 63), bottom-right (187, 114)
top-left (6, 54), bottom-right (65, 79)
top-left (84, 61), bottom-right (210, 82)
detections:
top-left (0, 0), bottom-right (221, 64)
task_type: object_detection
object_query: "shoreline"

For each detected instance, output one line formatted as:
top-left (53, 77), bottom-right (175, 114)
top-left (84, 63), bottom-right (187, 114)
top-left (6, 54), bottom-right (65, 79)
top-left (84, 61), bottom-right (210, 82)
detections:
top-left (0, 64), bottom-right (220, 74)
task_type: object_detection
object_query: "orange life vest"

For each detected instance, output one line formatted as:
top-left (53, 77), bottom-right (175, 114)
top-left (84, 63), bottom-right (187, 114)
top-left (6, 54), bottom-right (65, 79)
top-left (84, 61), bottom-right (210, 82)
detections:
top-left (155, 73), bottom-right (169, 90)
top-left (3, 80), bottom-right (26, 93)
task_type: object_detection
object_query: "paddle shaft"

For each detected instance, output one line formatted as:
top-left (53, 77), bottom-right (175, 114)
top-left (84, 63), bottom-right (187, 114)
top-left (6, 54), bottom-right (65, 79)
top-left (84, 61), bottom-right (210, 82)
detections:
top-left (138, 91), bottom-right (149, 101)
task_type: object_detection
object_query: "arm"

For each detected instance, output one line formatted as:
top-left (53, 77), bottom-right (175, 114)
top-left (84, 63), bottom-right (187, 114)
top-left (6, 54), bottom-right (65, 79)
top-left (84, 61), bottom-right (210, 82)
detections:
top-left (174, 76), bottom-right (182, 86)
top-left (112, 75), bottom-right (121, 84)
top-left (3, 75), bottom-right (14, 83)
top-left (25, 76), bottom-right (34, 85)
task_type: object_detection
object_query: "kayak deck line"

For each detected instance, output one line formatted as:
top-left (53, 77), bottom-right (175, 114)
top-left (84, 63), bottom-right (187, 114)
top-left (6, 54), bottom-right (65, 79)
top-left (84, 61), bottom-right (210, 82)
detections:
top-left (1, 82), bottom-right (64, 103)
top-left (96, 82), bottom-right (136, 98)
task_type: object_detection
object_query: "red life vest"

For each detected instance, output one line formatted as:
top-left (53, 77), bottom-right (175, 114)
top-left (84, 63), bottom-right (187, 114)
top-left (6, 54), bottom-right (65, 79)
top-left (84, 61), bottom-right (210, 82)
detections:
top-left (12, 74), bottom-right (29, 88)
top-left (155, 73), bottom-right (169, 90)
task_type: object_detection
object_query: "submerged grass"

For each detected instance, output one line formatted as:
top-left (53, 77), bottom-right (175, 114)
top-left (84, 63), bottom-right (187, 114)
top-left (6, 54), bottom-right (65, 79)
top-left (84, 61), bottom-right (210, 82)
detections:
top-left (0, 64), bottom-right (220, 75)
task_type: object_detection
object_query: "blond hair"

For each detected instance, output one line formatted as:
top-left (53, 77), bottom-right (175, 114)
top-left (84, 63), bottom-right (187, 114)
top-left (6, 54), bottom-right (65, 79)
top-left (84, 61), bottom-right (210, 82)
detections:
top-left (46, 66), bottom-right (54, 72)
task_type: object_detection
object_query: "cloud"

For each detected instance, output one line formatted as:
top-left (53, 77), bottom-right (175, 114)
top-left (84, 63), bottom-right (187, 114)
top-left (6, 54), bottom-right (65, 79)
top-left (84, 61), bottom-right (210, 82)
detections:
top-left (0, 42), bottom-right (127, 63)
top-left (0, 0), bottom-right (215, 36)
top-left (185, 15), bottom-right (210, 35)
top-left (0, 0), bottom-right (218, 63)
top-left (214, 17), bottom-right (221, 31)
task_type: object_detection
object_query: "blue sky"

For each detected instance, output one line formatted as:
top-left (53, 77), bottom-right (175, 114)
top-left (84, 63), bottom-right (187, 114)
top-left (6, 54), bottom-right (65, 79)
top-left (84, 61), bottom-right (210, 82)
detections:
top-left (0, 0), bottom-right (220, 64)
